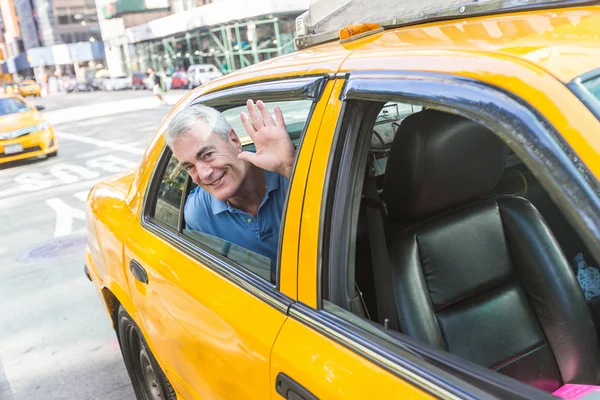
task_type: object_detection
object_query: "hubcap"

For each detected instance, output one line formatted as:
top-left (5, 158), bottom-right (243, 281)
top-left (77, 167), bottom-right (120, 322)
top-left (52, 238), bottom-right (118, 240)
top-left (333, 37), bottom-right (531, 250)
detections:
top-left (129, 327), bottom-right (164, 400)
top-left (140, 347), bottom-right (162, 399)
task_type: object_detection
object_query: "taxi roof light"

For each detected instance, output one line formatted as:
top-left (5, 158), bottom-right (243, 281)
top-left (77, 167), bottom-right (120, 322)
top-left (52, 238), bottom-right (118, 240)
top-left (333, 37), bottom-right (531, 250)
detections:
top-left (339, 23), bottom-right (383, 43)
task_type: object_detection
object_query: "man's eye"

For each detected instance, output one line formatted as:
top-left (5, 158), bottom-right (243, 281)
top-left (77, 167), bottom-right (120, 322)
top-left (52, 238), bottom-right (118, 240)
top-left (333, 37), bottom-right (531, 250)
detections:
top-left (185, 165), bottom-right (194, 171)
top-left (203, 152), bottom-right (213, 159)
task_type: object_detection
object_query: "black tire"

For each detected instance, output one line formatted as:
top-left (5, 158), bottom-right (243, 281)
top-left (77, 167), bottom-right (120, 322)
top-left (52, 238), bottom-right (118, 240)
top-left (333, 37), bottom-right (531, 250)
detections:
top-left (117, 306), bottom-right (177, 400)
top-left (47, 150), bottom-right (58, 158)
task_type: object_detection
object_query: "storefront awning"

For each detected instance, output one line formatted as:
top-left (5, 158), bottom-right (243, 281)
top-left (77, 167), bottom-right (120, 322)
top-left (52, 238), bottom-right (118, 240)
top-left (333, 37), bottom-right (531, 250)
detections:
top-left (27, 42), bottom-right (106, 67)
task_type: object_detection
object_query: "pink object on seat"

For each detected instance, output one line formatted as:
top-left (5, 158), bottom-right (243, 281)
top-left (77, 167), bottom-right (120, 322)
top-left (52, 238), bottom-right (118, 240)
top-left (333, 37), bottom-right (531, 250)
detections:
top-left (553, 385), bottom-right (600, 399)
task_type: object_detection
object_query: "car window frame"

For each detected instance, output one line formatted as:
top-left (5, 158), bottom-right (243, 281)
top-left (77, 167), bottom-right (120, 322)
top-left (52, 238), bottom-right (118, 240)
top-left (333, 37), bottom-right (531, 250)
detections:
top-left (568, 67), bottom-right (600, 123)
top-left (141, 76), bottom-right (328, 305)
top-left (307, 71), bottom-right (600, 399)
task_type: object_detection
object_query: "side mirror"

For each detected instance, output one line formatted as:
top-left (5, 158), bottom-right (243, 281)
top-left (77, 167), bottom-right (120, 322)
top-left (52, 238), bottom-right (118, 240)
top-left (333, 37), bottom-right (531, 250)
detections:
top-left (35, 105), bottom-right (45, 111)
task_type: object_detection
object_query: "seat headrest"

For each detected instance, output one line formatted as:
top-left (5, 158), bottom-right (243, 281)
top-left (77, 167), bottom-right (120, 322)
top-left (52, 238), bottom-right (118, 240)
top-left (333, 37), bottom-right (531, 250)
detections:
top-left (383, 109), bottom-right (509, 220)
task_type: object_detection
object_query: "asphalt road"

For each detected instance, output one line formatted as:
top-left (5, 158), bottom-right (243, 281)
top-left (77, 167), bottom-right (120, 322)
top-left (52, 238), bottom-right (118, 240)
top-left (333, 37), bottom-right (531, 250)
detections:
top-left (0, 89), bottom-right (186, 400)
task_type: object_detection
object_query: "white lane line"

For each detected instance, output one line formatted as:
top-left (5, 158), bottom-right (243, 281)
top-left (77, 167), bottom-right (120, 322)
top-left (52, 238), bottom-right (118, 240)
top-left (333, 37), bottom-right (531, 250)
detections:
top-left (55, 131), bottom-right (145, 155)
top-left (46, 197), bottom-right (86, 237)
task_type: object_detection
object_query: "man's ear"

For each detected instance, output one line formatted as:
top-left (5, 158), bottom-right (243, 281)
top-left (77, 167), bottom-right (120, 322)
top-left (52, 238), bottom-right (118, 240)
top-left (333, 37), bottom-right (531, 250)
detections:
top-left (229, 129), bottom-right (242, 150)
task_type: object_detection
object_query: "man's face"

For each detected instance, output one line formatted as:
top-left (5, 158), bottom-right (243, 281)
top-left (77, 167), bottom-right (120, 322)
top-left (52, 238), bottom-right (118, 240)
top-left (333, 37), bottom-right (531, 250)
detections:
top-left (172, 119), bottom-right (247, 201)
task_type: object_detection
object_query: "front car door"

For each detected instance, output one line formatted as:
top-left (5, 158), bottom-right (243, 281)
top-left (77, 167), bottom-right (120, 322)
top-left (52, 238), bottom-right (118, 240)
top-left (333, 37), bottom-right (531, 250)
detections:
top-left (124, 76), bottom-right (336, 399)
top-left (270, 56), bottom-right (600, 398)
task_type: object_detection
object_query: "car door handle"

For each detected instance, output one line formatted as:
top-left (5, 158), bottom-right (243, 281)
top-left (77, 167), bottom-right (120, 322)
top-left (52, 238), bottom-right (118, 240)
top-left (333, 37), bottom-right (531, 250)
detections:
top-left (130, 260), bottom-right (148, 284)
top-left (275, 373), bottom-right (317, 400)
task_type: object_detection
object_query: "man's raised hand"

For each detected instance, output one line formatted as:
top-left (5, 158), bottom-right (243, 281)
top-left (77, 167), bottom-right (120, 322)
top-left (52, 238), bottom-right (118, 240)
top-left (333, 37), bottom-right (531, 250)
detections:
top-left (238, 99), bottom-right (295, 179)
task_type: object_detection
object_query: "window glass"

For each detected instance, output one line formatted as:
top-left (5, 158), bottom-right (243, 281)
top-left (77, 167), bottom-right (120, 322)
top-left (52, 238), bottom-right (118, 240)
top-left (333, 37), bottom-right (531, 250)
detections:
top-left (180, 99), bottom-right (314, 283)
top-left (221, 100), bottom-right (313, 150)
top-left (0, 97), bottom-right (31, 116)
top-left (152, 153), bottom-right (187, 229)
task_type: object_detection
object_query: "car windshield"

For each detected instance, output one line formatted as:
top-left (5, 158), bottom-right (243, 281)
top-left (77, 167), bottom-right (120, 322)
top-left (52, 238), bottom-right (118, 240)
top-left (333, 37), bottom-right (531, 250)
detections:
top-left (0, 97), bottom-right (31, 116)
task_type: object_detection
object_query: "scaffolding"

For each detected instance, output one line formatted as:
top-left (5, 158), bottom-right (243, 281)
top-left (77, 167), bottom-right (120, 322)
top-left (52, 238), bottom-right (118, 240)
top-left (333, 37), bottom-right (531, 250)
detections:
top-left (130, 17), bottom-right (297, 74)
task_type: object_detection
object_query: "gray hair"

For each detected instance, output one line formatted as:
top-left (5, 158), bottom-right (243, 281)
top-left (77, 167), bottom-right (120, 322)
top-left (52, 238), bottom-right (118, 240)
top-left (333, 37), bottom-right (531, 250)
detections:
top-left (165, 103), bottom-right (232, 148)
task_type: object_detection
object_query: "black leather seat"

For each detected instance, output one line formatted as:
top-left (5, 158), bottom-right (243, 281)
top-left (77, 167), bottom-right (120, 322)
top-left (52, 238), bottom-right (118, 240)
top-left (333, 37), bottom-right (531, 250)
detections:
top-left (382, 109), bottom-right (600, 392)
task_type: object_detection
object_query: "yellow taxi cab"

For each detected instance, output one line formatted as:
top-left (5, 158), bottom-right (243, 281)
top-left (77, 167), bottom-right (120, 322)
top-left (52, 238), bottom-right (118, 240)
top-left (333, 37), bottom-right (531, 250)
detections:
top-left (85, 2), bottom-right (600, 399)
top-left (17, 79), bottom-right (42, 97)
top-left (0, 93), bottom-right (58, 163)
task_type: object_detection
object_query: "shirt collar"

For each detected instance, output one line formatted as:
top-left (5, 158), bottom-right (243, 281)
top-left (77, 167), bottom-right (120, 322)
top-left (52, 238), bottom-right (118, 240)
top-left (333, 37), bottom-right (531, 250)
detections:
top-left (211, 170), bottom-right (281, 215)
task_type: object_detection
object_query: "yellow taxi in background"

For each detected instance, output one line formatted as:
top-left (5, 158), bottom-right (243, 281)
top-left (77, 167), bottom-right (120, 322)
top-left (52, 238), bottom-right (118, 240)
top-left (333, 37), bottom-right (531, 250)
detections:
top-left (17, 80), bottom-right (42, 97)
top-left (0, 94), bottom-right (57, 163)
top-left (85, 2), bottom-right (600, 399)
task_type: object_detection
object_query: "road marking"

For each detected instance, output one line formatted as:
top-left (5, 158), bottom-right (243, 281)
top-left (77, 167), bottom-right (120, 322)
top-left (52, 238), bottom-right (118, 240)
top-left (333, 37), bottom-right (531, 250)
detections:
top-left (55, 131), bottom-right (145, 155)
top-left (46, 198), bottom-right (87, 237)
top-left (9, 155), bottom-right (137, 195)
top-left (74, 190), bottom-right (90, 202)
top-left (85, 155), bottom-right (137, 172)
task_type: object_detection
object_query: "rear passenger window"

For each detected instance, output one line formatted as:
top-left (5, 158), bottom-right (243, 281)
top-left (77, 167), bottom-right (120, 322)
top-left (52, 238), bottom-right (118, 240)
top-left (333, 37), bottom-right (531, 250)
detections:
top-left (151, 153), bottom-right (186, 229)
top-left (146, 96), bottom-right (315, 285)
top-left (181, 99), bottom-right (314, 283)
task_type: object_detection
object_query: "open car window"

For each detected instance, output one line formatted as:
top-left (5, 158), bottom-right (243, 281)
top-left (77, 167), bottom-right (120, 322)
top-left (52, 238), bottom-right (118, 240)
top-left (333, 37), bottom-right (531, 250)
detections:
top-left (146, 97), bottom-right (315, 286)
top-left (319, 75), bottom-right (600, 399)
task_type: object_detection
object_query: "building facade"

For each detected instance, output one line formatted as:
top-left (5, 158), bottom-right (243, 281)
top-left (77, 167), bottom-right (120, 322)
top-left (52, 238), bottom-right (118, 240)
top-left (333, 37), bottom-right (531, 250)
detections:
top-left (0, 0), bottom-right (106, 81)
top-left (98, 0), bottom-right (308, 77)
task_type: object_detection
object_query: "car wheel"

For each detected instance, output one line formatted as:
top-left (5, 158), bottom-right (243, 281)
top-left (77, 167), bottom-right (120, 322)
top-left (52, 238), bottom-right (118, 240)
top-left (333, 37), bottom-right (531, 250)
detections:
top-left (118, 306), bottom-right (176, 400)
top-left (47, 150), bottom-right (58, 158)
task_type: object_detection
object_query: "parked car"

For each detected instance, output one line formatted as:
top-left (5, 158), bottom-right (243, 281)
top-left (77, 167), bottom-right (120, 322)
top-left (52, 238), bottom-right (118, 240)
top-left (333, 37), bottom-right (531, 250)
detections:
top-left (103, 74), bottom-right (132, 91)
top-left (131, 72), bottom-right (149, 90)
top-left (169, 71), bottom-right (189, 89)
top-left (186, 63), bottom-right (223, 88)
top-left (85, 3), bottom-right (600, 400)
top-left (0, 93), bottom-right (57, 163)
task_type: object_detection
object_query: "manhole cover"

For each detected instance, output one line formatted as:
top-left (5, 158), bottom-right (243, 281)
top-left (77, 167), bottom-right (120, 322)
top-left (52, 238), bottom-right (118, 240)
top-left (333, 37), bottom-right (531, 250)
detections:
top-left (17, 234), bottom-right (88, 262)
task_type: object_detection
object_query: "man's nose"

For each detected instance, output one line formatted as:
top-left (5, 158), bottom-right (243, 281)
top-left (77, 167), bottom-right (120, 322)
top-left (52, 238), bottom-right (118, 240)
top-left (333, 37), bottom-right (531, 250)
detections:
top-left (196, 162), bottom-right (213, 182)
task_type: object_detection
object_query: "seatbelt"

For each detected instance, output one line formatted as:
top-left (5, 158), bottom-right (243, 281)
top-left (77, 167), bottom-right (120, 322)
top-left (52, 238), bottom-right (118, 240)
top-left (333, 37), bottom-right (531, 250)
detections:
top-left (363, 154), bottom-right (399, 331)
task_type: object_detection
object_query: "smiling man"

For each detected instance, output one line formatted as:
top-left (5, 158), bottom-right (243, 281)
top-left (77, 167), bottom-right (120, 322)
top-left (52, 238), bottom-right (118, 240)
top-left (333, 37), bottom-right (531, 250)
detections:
top-left (165, 100), bottom-right (295, 270)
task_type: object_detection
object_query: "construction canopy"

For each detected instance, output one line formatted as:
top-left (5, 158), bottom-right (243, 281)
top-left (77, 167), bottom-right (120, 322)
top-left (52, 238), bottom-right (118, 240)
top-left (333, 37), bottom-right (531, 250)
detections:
top-left (294, 0), bottom-right (581, 48)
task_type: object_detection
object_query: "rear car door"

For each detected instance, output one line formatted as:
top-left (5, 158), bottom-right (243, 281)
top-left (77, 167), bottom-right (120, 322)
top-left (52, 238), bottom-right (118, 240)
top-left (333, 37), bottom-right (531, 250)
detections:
top-left (125, 76), bottom-right (335, 399)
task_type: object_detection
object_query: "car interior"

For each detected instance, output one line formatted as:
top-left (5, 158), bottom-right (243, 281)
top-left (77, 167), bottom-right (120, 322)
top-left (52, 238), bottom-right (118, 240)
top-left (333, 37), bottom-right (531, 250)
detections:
top-left (351, 102), bottom-right (600, 393)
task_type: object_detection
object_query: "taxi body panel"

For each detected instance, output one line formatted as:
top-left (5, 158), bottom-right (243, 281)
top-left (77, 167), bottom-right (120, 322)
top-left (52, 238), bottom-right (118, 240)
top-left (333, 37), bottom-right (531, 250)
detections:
top-left (0, 94), bottom-right (57, 164)
top-left (85, 4), bottom-right (600, 399)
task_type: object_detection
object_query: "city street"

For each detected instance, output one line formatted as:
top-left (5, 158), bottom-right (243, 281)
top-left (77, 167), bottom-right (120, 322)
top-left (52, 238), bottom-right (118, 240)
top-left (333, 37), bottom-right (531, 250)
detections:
top-left (0, 89), bottom-right (186, 400)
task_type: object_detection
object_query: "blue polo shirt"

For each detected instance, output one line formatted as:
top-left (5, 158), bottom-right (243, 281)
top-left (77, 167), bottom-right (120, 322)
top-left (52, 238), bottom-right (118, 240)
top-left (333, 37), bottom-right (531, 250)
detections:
top-left (184, 170), bottom-right (288, 277)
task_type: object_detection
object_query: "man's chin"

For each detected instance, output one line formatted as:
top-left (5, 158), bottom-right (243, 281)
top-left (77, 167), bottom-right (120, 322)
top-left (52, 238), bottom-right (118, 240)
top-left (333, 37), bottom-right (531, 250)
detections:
top-left (207, 186), bottom-right (235, 202)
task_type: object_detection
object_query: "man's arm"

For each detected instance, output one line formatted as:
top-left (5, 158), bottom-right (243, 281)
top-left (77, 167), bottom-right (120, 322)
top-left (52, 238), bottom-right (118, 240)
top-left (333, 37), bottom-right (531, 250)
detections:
top-left (238, 100), bottom-right (295, 180)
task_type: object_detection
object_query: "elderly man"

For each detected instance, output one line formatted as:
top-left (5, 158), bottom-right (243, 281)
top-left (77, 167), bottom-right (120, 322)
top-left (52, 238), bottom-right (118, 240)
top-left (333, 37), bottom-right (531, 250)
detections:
top-left (165, 100), bottom-right (295, 271)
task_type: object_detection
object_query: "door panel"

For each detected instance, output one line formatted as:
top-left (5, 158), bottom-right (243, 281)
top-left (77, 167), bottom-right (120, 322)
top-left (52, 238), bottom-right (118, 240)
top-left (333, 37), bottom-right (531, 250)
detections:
top-left (270, 317), bottom-right (435, 399)
top-left (125, 234), bottom-right (287, 399)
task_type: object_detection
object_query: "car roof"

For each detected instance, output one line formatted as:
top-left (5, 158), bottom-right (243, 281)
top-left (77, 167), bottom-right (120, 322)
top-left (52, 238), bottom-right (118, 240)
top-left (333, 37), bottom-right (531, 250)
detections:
top-left (203, 5), bottom-right (599, 89)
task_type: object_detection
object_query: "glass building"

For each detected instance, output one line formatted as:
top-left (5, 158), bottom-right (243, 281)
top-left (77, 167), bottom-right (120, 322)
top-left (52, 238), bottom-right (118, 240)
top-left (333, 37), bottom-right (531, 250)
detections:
top-left (98, 0), bottom-right (308, 76)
